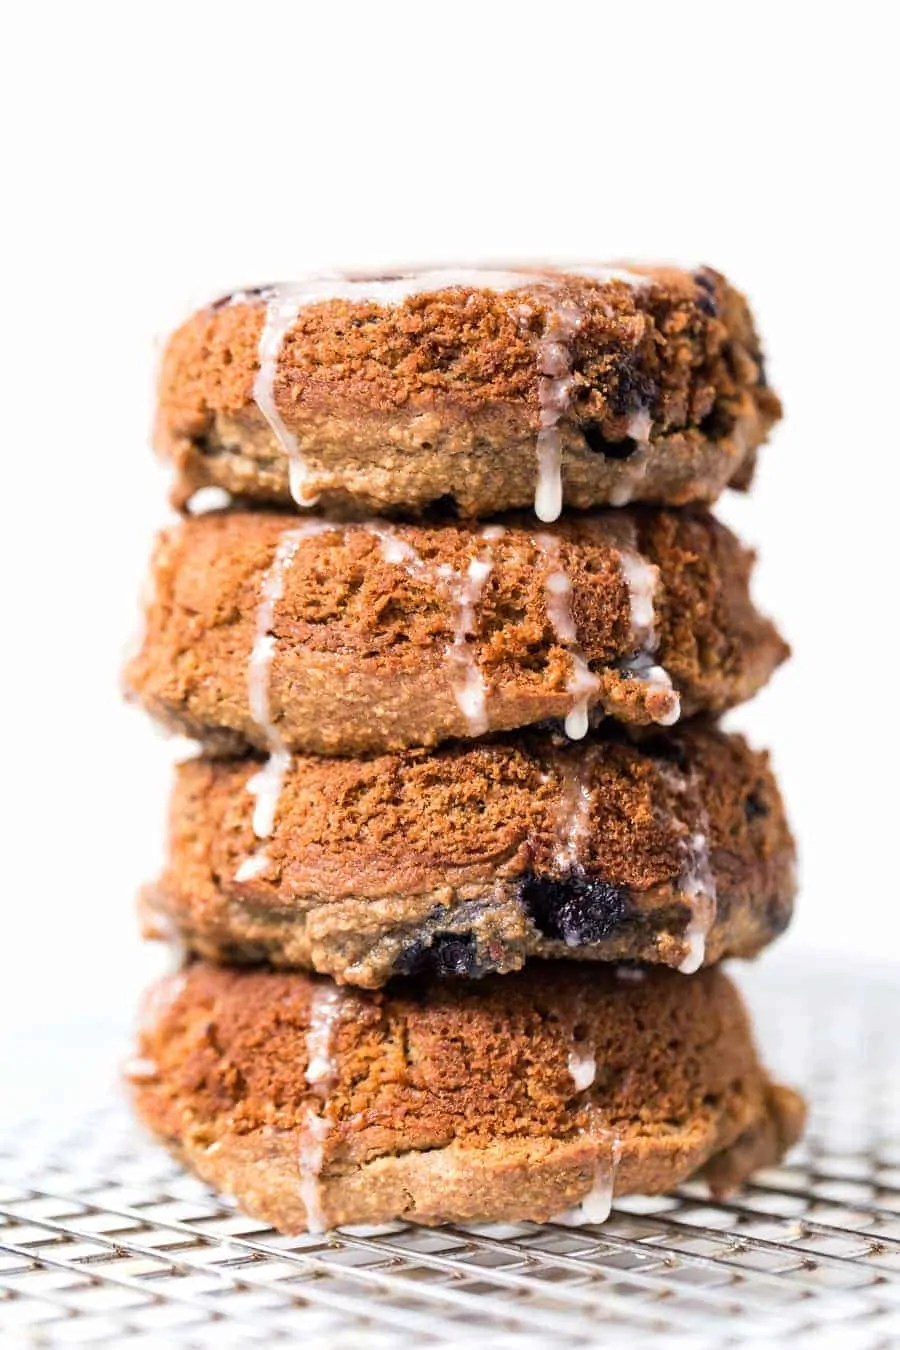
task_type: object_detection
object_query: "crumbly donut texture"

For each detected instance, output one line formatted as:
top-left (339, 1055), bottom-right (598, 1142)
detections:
top-left (156, 264), bottom-right (780, 518)
top-left (145, 723), bottom-right (795, 987)
top-left (129, 961), bottom-right (804, 1234)
top-left (124, 508), bottom-right (787, 756)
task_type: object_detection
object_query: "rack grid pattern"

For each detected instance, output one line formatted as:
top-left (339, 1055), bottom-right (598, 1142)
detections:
top-left (2, 961), bottom-right (899, 1348)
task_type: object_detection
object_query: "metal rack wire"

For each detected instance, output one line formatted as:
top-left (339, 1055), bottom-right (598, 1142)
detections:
top-left (2, 959), bottom-right (900, 1347)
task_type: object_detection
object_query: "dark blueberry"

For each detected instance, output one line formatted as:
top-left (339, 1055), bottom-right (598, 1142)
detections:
top-left (520, 872), bottom-right (632, 946)
top-left (582, 424), bottom-right (638, 459)
top-left (394, 932), bottom-right (486, 978)
top-left (696, 292), bottom-right (718, 318)
top-left (744, 790), bottom-right (770, 821)
top-left (693, 268), bottom-right (717, 292)
top-left (606, 365), bottom-right (659, 420)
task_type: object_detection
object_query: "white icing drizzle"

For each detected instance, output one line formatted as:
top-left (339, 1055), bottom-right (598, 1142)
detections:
top-left (531, 266), bottom-right (647, 521)
top-left (444, 552), bottom-right (494, 734)
top-left (660, 767), bottom-right (719, 974)
top-left (372, 525), bottom-right (418, 565)
top-left (234, 851), bottom-right (271, 883)
top-left (298, 1113), bottom-right (332, 1233)
top-left (608, 407), bottom-right (654, 507)
top-left (553, 751), bottom-right (596, 879)
top-left (248, 265), bottom-right (647, 521)
top-left (535, 304), bottom-right (582, 523)
top-left (568, 1044), bottom-right (596, 1092)
top-left (606, 519), bottom-right (680, 727)
top-left (544, 568), bottom-right (578, 645)
top-left (366, 522), bottom-right (502, 737)
top-left (298, 985), bottom-right (346, 1234)
top-left (617, 548), bottom-right (658, 650)
top-left (551, 1107), bottom-right (622, 1227)
top-left (185, 485), bottom-right (233, 515)
top-left (253, 270), bottom-right (537, 509)
top-left (566, 264), bottom-right (649, 288)
top-left (254, 294), bottom-right (320, 508)
top-left (534, 533), bottom-right (600, 739)
top-left (305, 986), bottom-right (344, 1087)
top-left (236, 522), bottom-right (333, 881)
top-left (363, 519), bottom-right (429, 571)
top-left (676, 831), bottom-right (718, 974)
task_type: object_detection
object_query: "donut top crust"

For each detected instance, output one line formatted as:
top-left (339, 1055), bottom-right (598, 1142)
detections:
top-left (156, 263), bottom-right (781, 517)
top-left (161, 262), bottom-right (772, 425)
top-left (124, 506), bottom-right (788, 756)
top-left (133, 961), bottom-right (798, 1162)
top-left (150, 722), bottom-right (796, 985)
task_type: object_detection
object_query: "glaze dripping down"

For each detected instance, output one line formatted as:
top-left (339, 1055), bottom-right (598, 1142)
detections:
top-left (534, 532), bottom-right (601, 738)
top-left (245, 266), bottom-right (647, 521)
top-left (553, 748), bottom-right (598, 876)
top-left (534, 304), bottom-right (582, 523)
top-left (568, 1044), bottom-right (597, 1092)
top-left (298, 985), bottom-right (346, 1234)
top-left (366, 521), bottom-right (503, 738)
top-left (253, 270), bottom-right (540, 509)
top-left (659, 765), bottom-right (719, 973)
top-left (551, 1105), bottom-right (622, 1226)
top-left (610, 519), bottom-right (681, 726)
top-left (608, 407), bottom-right (654, 507)
top-left (235, 522), bottom-right (333, 882)
top-left (676, 830), bottom-right (718, 974)
top-left (254, 294), bottom-right (320, 507)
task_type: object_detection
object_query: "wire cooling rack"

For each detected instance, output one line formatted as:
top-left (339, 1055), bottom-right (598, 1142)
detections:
top-left (2, 958), bottom-right (900, 1349)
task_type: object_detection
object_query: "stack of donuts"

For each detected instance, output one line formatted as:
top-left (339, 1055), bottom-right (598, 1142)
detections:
top-left (125, 264), bottom-right (803, 1233)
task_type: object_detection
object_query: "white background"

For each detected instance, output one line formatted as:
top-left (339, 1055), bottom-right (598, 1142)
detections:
top-left (2, 1), bottom-right (898, 1033)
